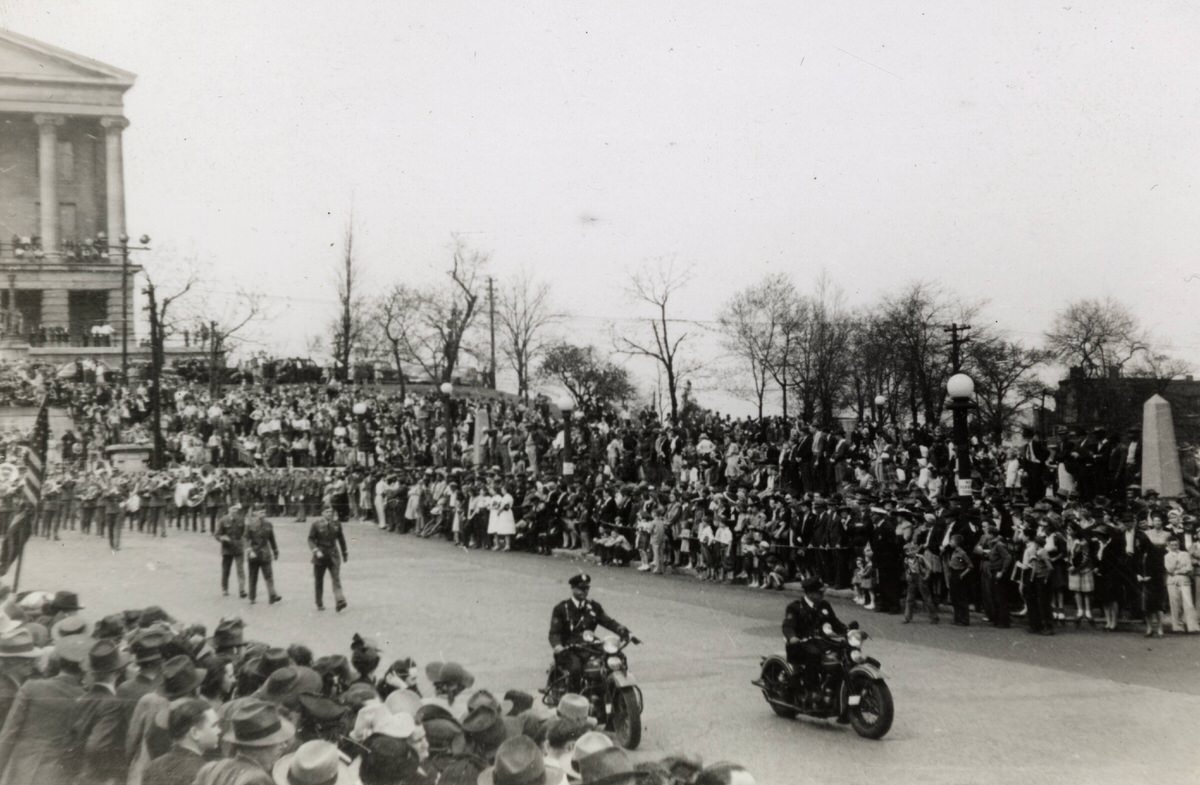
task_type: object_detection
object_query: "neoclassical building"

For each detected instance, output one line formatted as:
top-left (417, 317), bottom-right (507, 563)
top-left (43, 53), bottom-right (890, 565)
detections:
top-left (0, 28), bottom-right (139, 356)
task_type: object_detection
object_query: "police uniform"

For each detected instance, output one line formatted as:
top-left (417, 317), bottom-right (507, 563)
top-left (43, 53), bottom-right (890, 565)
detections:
top-left (548, 573), bottom-right (629, 691)
top-left (308, 514), bottom-right (348, 611)
top-left (214, 507), bottom-right (248, 598)
top-left (782, 579), bottom-right (847, 686)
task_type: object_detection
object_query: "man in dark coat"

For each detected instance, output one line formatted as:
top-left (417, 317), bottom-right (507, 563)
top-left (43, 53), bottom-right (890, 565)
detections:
top-left (548, 573), bottom-right (632, 693)
top-left (141, 698), bottom-right (221, 785)
top-left (214, 504), bottom-right (248, 599)
top-left (308, 508), bottom-right (349, 612)
top-left (69, 640), bottom-right (131, 785)
top-left (0, 635), bottom-right (87, 785)
top-left (783, 577), bottom-right (848, 692)
top-left (245, 506), bottom-right (282, 605)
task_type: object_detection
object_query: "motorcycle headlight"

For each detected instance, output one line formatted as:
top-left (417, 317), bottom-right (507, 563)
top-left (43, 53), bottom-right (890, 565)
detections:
top-left (602, 636), bottom-right (620, 655)
top-left (850, 650), bottom-right (866, 664)
top-left (847, 631), bottom-right (863, 649)
top-left (606, 656), bottom-right (624, 670)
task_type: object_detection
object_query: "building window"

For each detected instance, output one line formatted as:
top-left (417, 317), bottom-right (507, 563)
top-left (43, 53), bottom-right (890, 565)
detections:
top-left (58, 140), bottom-right (74, 181)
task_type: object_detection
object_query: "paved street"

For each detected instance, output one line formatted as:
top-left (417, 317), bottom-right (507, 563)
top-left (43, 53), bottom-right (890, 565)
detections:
top-left (19, 518), bottom-right (1200, 785)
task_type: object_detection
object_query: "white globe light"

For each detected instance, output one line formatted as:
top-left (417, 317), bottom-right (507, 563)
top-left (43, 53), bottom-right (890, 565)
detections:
top-left (874, 395), bottom-right (886, 407)
top-left (557, 395), bottom-right (575, 413)
top-left (439, 382), bottom-right (453, 395)
top-left (352, 402), bottom-right (367, 416)
top-left (946, 373), bottom-right (975, 399)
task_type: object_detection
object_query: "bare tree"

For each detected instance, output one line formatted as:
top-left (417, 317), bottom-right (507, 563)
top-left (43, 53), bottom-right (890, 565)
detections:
top-left (496, 271), bottom-right (558, 400)
top-left (186, 290), bottom-right (264, 396)
top-left (376, 283), bottom-right (422, 398)
top-left (399, 236), bottom-right (488, 384)
top-left (614, 258), bottom-right (694, 424)
top-left (965, 335), bottom-right (1052, 444)
top-left (1045, 297), bottom-right (1151, 379)
top-left (143, 268), bottom-right (196, 468)
top-left (331, 217), bottom-right (368, 383)
top-left (718, 273), bottom-right (794, 421)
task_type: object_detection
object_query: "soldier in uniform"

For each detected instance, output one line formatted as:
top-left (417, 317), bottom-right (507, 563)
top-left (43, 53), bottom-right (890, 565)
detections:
top-left (548, 573), bottom-right (634, 693)
top-left (308, 506), bottom-right (348, 612)
top-left (78, 477), bottom-right (99, 535)
top-left (245, 504), bottom-right (281, 605)
top-left (214, 503), bottom-right (248, 599)
top-left (102, 482), bottom-right (123, 552)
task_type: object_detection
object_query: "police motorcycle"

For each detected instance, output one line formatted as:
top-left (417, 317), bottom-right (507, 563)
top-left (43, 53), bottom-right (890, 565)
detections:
top-left (542, 630), bottom-right (644, 749)
top-left (753, 621), bottom-right (894, 740)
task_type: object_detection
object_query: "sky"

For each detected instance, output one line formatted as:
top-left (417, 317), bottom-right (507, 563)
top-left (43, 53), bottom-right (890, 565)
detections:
top-left (2, 1), bottom-right (1198, 415)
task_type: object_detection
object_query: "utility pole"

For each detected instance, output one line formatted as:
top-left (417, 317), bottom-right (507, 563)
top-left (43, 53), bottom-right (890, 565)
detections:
top-left (943, 322), bottom-right (972, 373)
top-left (488, 276), bottom-right (497, 390)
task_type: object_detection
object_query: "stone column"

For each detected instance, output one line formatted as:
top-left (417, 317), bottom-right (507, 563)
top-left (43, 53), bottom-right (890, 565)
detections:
top-left (34, 114), bottom-right (65, 256)
top-left (1142, 394), bottom-right (1184, 497)
top-left (41, 288), bottom-right (69, 330)
top-left (100, 117), bottom-right (128, 253)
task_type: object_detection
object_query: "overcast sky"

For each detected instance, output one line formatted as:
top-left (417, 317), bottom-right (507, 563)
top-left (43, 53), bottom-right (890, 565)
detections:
top-left (3, 1), bottom-right (1198, 414)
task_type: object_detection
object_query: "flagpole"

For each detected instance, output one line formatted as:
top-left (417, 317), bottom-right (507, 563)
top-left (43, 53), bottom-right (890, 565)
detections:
top-left (10, 393), bottom-right (50, 594)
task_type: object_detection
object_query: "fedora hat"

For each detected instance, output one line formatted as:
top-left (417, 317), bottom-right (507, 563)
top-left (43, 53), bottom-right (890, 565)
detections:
top-left (478, 735), bottom-right (565, 785)
top-left (426, 661), bottom-right (474, 690)
top-left (49, 591), bottom-right (83, 613)
top-left (130, 629), bottom-right (169, 665)
top-left (228, 700), bottom-right (296, 748)
top-left (53, 634), bottom-right (91, 664)
top-left (462, 705), bottom-right (511, 752)
top-left (0, 628), bottom-right (49, 660)
top-left (296, 694), bottom-right (348, 728)
top-left (92, 614), bottom-right (125, 641)
top-left (257, 666), bottom-right (304, 705)
top-left (257, 648), bottom-right (292, 679)
top-left (425, 717), bottom-right (467, 755)
top-left (575, 747), bottom-right (647, 785)
top-left (87, 639), bottom-right (130, 673)
top-left (161, 655), bottom-right (205, 700)
top-left (272, 740), bottom-right (354, 785)
top-left (50, 615), bottom-right (88, 641)
top-left (556, 694), bottom-right (596, 727)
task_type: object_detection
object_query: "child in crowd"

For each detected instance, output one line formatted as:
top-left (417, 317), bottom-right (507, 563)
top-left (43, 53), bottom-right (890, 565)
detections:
top-left (903, 542), bottom-right (939, 624)
top-left (698, 515), bottom-right (717, 580)
top-left (715, 517), bottom-right (734, 583)
top-left (635, 509), bottom-right (654, 571)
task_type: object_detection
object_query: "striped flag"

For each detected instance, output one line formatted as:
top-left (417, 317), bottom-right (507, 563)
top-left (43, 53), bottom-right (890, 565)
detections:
top-left (1, 397), bottom-right (49, 575)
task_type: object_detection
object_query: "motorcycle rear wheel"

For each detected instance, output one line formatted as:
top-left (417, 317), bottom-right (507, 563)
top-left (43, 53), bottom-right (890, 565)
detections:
top-left (759, 658), bottom-right (798, 719)
top-left (847, 675), bottom-right (894, 740)
top-left (611, 686), bottom-right (642, 749)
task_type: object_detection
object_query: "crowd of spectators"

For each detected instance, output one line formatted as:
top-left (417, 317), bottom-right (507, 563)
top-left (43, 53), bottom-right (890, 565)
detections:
top-left (3, 357), bottom-right (1199, 641)
top-left (0, 588), bottom-right (753, 784)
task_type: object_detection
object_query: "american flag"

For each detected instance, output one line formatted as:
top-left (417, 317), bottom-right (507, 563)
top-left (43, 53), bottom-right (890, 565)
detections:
top-left (0, 397), bottom-right (49, 575)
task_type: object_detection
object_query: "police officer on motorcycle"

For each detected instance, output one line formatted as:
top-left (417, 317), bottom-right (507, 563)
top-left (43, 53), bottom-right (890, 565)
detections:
top-left (549, 572), bottom-right (634, 692)
top-left (783, 576), bottom-right (849, 696)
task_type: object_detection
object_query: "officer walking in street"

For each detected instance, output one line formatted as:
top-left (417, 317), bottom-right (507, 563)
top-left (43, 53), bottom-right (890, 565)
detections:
top-left (308, 506), bottom-right (349, 612)
top-left (214, 503), bottom-right (248, 598)
top-left (245, 503), bottom-right (282, 605)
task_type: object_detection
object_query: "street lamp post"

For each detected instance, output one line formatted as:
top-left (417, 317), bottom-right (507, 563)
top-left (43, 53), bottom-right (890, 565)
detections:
top-left (103, 232), bottom-right (151, 381)
top-left (440, 381), bottom-right (454, 467)
top-left (946, 373), bottom-right (976, 499)
top-left (874, 394), bottom-right (887, 428)
top-left (557, 395), bottom-right (576, 478)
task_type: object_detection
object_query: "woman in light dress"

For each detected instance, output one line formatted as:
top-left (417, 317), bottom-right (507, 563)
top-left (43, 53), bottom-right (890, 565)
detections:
top-left (487, 480), bottom-right (515, 551)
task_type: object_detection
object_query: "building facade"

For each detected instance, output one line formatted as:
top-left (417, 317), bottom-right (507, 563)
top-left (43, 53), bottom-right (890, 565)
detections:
top-left (0, 28), bottom-right (138, 355)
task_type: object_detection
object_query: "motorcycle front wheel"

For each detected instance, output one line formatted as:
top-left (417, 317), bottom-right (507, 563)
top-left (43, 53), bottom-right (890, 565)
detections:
top-left (847, 675), bottom-right (894, 740)
top-left (610, 686), bottom-right (642, 749)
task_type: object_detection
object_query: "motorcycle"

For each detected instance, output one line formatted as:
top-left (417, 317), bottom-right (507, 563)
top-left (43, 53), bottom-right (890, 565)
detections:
top-left (541, 630), bottom-right (644, 749)
top-left (752, 622), bottom-right (894, 740)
